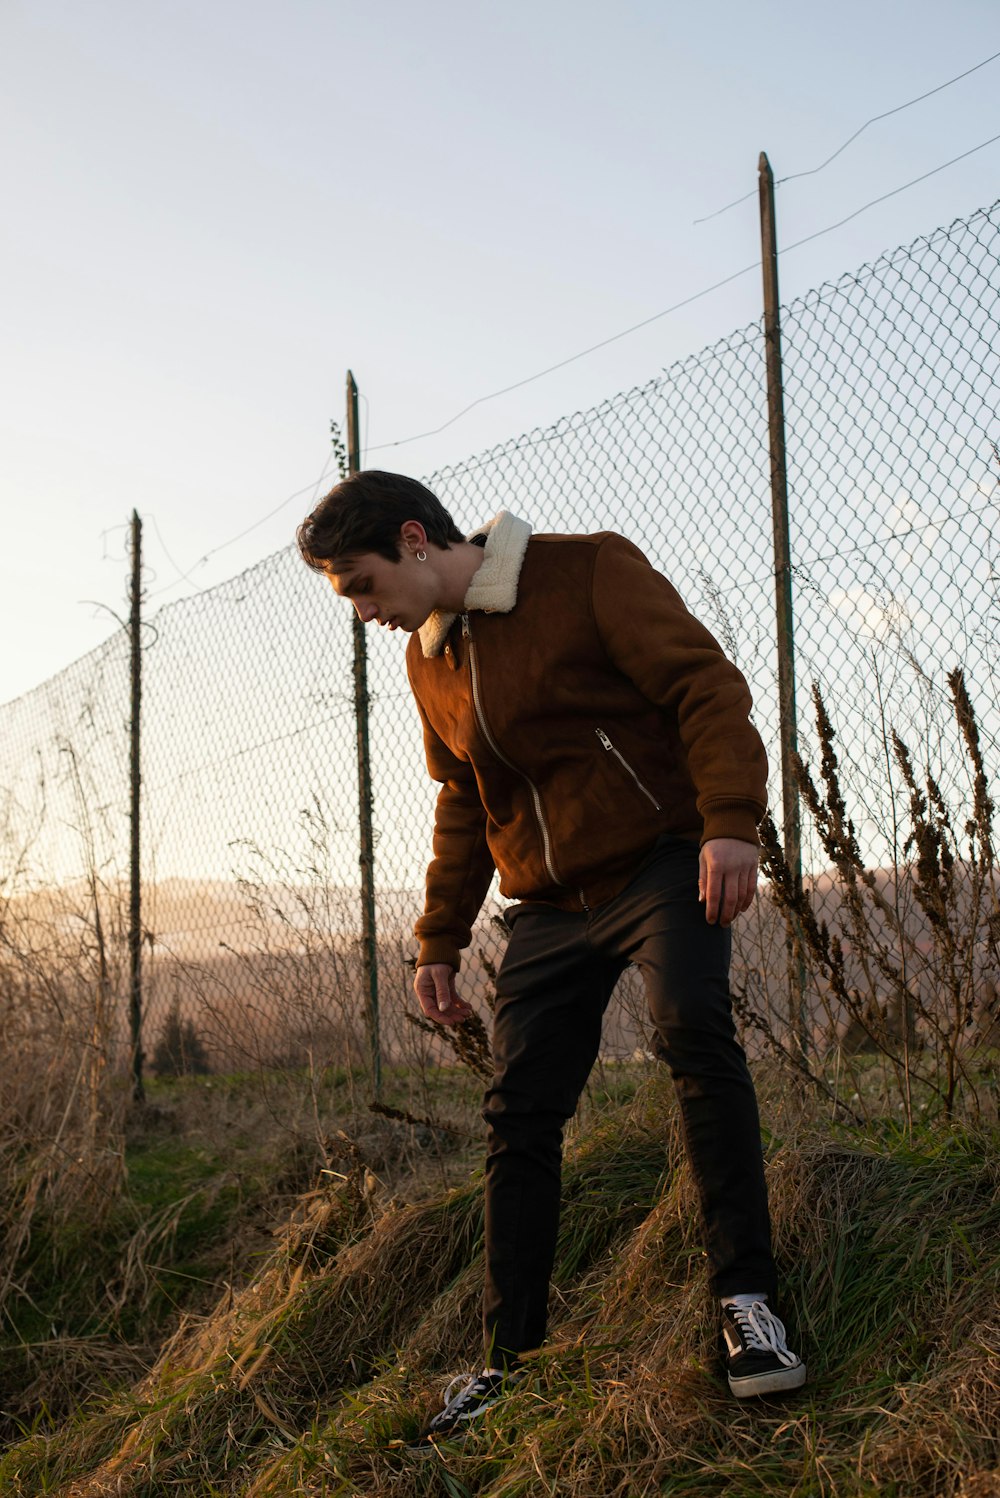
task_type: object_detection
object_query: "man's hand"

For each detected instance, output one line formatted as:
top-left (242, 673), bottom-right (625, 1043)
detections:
top-left (699, 837), bottom-right (759, 926)
top-left (414, 963), bottom-right (474, 1026)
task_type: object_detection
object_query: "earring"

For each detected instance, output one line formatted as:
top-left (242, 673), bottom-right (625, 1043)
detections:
top-left (416, 550), bottom-right (427, 562)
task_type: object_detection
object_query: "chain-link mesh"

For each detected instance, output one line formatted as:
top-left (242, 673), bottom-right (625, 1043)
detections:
top-left (2, 199), bottom-right (998, 1084)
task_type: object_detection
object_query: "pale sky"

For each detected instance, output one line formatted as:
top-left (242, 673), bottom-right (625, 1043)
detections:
top-left (3, 0), bottom-right (999, 707)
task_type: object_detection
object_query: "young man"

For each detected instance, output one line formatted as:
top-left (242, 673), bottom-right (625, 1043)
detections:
top-left (298, 470), bottom-right (805, 1443)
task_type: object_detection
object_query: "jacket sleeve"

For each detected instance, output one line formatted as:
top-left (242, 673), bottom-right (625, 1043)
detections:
top-left (591, 535), bottom-right (768, 845)
top-left (409, 691), bottom-right (497, 972)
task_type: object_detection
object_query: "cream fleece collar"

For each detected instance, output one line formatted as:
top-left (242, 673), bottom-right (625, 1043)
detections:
top-left (417, 510), bottom-right (533, 657)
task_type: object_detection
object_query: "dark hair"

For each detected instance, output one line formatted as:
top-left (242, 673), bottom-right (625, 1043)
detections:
top-left (296, 470), bottom-right (465, 571)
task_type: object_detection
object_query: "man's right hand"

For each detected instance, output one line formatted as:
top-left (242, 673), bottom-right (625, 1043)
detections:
top-left (414, 963), bottom-right (473, 1026)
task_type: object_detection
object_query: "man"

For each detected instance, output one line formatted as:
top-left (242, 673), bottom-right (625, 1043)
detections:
top-left (298, 470), bottom-right (805, 1444)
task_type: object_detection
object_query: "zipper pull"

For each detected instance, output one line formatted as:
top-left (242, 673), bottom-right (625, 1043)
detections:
top-left (461, 613), bottom-right (470, 638)
top-left (596, 728), bottom-right (612, 750)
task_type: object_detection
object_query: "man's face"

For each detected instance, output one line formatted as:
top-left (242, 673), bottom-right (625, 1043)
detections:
top-left (326, 547), bottom-right (438, 633)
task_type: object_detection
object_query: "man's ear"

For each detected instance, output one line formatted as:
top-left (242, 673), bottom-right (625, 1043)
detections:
top-left (399, 519), bottom-right (429, 553)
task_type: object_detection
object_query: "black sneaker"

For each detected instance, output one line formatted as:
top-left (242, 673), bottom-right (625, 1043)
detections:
top-left (722, 1300), bottom-right (806, 1397)
top-left (406, 1369), bottom-right (524, 1450)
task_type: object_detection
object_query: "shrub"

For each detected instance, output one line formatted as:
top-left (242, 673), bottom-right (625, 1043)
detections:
top-left (151, 1000), bottom-right (211, 1077)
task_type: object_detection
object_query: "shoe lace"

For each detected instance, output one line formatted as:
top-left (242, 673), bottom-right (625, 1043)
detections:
top-left (731, 1302), bottom-right (798, 1367)
top-left (440, 1372), bottom-right (484, 1410)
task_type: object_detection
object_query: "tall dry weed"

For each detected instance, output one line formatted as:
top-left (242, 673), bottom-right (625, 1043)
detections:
top-left (0, 759), bottom-right (129, 1321)
top-left (758, 669), bottom-right (999, 1123)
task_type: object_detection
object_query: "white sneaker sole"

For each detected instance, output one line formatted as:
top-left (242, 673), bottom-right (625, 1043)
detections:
top-left (728, 1361), bottom-right (807, 1398)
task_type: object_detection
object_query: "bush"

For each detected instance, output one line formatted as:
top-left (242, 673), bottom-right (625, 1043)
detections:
top-left (151, 1000), bottom-right (211, 1077)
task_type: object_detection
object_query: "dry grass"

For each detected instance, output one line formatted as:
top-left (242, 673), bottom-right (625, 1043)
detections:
top-left (1, 1071), bottom-right (997, 1497)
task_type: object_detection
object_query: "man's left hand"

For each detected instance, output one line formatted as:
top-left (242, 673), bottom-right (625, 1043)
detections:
top-left (699, 837), bottom-right (759, 926)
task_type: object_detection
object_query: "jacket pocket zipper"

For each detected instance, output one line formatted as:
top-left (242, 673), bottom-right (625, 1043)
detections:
top-left (595, 728), bottom-right (662, 810)
top-left (464, 614), bottom-right (562, 889)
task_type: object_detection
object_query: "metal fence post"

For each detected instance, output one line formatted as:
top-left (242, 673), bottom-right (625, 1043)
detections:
top-left (758, 153), bottom-right (807, 1055)
top-left (128, 509), bottom-right (145, 1102)
top-left (347, 371), bottom-right (382, 1097)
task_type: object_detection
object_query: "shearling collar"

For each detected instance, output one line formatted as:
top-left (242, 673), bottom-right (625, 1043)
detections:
top-left (417, 510), bottom-right (533, 657)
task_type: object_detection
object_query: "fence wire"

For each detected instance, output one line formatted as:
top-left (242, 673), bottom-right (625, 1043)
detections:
top-left (1, 199), bottom-right (998, 1082)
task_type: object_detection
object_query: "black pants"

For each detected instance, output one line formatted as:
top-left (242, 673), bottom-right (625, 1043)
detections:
top-left (481, 835), bottom-right (775, 1367)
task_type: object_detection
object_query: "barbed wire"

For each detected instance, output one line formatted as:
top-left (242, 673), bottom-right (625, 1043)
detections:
top-left (363, 139), bottom-right (1000, 457)
top-left (695, 47), bottom-right (1000, 223)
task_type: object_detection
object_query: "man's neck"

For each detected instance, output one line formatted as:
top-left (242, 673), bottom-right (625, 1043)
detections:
top-left (435, 540), bottom-right (486, 613)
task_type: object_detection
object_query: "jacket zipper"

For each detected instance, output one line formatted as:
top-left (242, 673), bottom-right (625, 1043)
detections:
top-left (595, 728), bottom-right (662, 810)
top-left (463, 614), bottom-right (562, 890)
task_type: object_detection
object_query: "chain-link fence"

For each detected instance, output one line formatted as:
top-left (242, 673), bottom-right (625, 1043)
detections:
top-left (2, 198), bottom-right (998, 1088)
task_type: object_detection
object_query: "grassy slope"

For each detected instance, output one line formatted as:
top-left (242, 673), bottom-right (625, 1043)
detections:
top-left (1, 1074), bottom-right (998, 1498)
top-left (0, 1064), bottom-right (485, 1450)
top-left (0, 1087), bottom-right (267, 1446)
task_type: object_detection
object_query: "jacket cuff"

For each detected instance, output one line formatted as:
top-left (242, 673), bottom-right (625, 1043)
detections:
top-left (699, 800), bottom-right (763, 847)
top-left (416, 935), bottom-right (463, 972)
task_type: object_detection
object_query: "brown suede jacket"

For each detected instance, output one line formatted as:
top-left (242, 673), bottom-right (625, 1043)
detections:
top-left (406, 526), bottom-right (768, 971)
